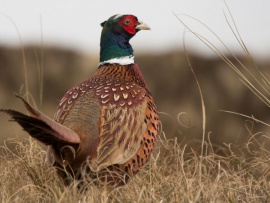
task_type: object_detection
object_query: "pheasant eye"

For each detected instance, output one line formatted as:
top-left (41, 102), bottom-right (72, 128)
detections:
top-left (124, 18), bottom-right (131, 25)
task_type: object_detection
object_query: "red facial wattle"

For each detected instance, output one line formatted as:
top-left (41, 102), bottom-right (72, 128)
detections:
top-left (117, 15), bottom-right (138, 35)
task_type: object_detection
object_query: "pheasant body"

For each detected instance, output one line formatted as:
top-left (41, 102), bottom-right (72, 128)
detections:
top-left (1, 14), bottom-right (159, 187)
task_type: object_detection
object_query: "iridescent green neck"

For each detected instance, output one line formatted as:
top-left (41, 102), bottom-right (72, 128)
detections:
top-left (99, 30), bottom-right (134, 65)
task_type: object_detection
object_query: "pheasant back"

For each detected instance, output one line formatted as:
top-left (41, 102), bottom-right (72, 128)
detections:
top-left (50, 64), bottom-right (159, 186)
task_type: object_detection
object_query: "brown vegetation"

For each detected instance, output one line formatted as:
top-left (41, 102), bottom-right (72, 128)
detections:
top-left (1, 45), bottom-right (270, 202)
top-left (1, 135), bottom-right (270, 202)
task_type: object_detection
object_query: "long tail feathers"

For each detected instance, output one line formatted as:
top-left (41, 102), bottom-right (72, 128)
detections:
top-left (1, 96), bottom-right (80, 145)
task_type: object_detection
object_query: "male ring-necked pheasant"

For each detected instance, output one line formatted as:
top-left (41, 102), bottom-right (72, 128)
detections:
top-left (1, 14), bottom-right (159, 187)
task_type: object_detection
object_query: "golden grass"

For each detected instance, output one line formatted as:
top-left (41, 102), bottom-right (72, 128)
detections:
top-left (175, 1), bottom-right (270, 111)
top-left (0, 134), bottom-right (270, 202)
top-left (2, 3), bottom-right (270, 202)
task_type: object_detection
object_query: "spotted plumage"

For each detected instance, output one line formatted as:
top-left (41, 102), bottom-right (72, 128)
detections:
top-left (1, 14), bottom-right (159, 187)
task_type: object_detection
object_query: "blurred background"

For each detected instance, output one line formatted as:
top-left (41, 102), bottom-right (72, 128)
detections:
top-left (0, 1), bottom-right (270, 151)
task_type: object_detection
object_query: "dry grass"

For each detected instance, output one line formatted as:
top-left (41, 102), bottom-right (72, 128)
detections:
top-left (1, 3), bottom-right (270, 202)
top-left (1, 134), bottom-right (270, 202)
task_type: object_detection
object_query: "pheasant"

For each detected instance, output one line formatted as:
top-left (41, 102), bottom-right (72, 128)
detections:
top-left (1, 14), bottom-right (160, 187)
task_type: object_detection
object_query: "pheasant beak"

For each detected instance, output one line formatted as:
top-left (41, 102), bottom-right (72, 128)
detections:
top-left (135, 21), bottom-right (151, 30)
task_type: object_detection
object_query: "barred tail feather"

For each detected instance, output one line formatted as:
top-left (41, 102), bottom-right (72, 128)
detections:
top-left (1, 108), bottom-right (80, 145)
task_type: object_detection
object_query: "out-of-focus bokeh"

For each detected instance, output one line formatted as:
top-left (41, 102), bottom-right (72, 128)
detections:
top-left (1, 1), bottom-right (270, 150)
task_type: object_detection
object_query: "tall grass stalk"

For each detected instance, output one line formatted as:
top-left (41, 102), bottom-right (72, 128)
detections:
top-left (175, 1), bottom-right (270, 125)
top-left (1, 14), bottom-right (29, 102)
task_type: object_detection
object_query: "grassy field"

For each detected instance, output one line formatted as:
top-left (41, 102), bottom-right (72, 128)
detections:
top-left (1, 63), bottom-right (270, 202)
top-left (1, 134), bottom-right (270, 202)
top-left (1, 7), bottom-right (270, 203)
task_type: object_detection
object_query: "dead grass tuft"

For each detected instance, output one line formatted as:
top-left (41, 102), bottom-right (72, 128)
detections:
top-left (1, 135), bottom-right (270, 202)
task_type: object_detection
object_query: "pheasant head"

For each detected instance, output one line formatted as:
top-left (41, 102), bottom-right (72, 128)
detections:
top-left (99, 14), bottom-right (150, 65)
